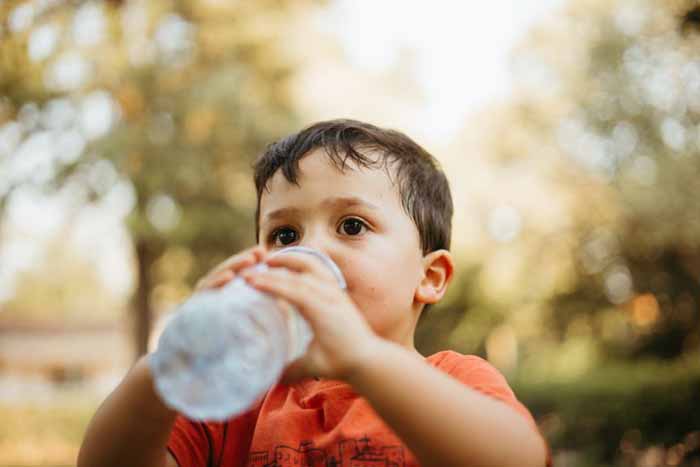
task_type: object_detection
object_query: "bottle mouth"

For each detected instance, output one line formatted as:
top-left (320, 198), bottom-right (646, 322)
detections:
top-left (270, 246), bottom-right (347, 290)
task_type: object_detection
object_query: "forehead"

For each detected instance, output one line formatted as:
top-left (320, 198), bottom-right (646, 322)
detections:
top-left (259, 148), bottom-right (401, 219)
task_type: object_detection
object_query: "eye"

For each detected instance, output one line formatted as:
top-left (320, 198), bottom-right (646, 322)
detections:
top-left (268, 226), bottom-right (298, 247)
top-left (339, 217), bottom-right (368, 236)
top-left (267, 218), bottom-right (368, 247)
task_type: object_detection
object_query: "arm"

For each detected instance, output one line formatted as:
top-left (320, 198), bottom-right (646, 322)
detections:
top-left (77, 355), bottom-right (180, 467)
top-left (239, 253), bottom-right (547, 466)
top-left (78, 246), bottom-right (268, 467)
top-left (346, 339), bottom-right (547, 467)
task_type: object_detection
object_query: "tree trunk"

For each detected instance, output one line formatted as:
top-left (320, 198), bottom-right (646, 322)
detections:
top-left (132, 239), bottom-right (155, 362)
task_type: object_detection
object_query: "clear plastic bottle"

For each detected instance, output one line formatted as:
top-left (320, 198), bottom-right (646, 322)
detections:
top-left (148, 246), bottom-right (346, 421)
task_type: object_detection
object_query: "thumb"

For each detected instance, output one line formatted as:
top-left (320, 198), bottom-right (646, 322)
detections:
top-left (279, 357), bottom-right (311, 385)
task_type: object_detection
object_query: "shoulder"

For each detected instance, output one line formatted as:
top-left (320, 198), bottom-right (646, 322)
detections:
top-left (426, 350), bottom-right (515, 397)
top-left (427, 350), bottom-right (551, 464)
top-left (427, 350), bottom-right (497, 376)
top-left (428, 349), bottom-right (540, 424)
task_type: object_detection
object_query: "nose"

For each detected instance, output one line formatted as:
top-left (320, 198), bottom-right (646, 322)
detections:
top-left (297, 225), bottom-right (331, 258)
top-left (296, 227), bottom-right (343, 278)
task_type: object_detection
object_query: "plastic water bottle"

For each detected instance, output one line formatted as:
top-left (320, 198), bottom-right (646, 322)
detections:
top-left (149, 246), bottom-right (346, 421)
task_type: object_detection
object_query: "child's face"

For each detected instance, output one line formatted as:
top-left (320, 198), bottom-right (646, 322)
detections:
top-left (257, 149), bottom-right (428, 349)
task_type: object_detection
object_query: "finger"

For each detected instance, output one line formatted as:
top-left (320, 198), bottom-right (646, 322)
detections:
top-left (195, 269), bottom-right (234, 291)
top-left (242, 269), bottom-right (326, 316)
top-left (280, 358), bottom-right (310, 385)
top-left (207, 257), bottom-right (251, 281)
top-left (200, 246), bottom-right (266, 289)
top-left (265, 253), bottom-right (335, 283)
top-left (264, 253), bottom-right (316, 273)
top-left (249, 245), bottom-right (268, 264)
top-left (210, 270), bottom-right (235, 288)
top-left (214, 246), bottom-right (266, 276)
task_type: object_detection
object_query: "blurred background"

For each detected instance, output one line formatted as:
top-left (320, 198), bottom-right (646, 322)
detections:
top-left (1, 0), bottom-right (699, 465)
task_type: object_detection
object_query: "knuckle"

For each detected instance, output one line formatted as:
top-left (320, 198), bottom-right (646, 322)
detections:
top-left (297, 278), bottom-right (314, 295)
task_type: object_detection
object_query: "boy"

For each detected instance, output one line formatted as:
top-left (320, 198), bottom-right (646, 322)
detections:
top-left (78, 119), bottom-right (550, 467)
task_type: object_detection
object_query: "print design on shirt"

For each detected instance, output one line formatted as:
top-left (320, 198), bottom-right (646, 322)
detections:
top-left (246, 435), bottom-right (406, 467)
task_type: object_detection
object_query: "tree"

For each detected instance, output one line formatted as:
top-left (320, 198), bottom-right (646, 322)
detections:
top-left (514, 0), bottom-right (700, 360)
top-left (0, 0), bottom-right (319, 359)
top-left (448, 0), bottom-right (700, 463)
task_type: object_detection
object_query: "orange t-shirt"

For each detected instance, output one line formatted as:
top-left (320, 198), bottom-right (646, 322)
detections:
top-left (167, 350), bottom-right (551, 467)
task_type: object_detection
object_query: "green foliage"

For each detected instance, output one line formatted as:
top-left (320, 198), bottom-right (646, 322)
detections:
top-left (479, 1), bottom-right (700, 463)
top-left (0, 0), bottom-right (318, 354)
top-left (514, 357), bottom-right (700, 465)
top-left (1, 233), bottom-right (124, 322)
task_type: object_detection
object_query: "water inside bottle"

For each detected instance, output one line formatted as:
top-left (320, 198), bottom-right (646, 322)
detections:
top-left (150, 246), bottom-right (346, 420)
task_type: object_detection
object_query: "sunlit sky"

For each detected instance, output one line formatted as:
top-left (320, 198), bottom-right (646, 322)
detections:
top-left (326, 0), bottom-right (565, 142)
top-left (0, 1), bottom-right (566, 303)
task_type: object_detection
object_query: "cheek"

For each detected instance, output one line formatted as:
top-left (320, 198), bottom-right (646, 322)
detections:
top-left (343, 264), bottom-right (402, 317)
top-left (338, 260), bottom-right (384, 306)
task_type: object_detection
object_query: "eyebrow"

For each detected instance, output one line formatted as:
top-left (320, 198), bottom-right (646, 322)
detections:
top-left (262, 196), bottom-right (380, 223)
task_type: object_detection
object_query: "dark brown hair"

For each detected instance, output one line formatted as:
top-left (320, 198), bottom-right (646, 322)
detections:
top-left (251, 119), bottom-right (452, 312)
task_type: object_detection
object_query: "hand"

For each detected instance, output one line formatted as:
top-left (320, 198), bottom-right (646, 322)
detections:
top-left (194, 245), bottom-right (267, 292)
top-left (240, 252), bottom-right (380, 385)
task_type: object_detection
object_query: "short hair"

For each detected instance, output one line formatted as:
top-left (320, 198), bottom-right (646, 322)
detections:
top-left (251, 119), bottom-right (453, 312)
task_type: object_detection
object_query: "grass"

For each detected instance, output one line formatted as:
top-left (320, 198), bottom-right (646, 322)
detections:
top-left (0, 401), bottom-right (98, 467)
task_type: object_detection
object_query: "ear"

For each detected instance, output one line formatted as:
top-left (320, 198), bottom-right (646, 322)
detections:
top-left (415, 249), bottom-right (455, 305)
